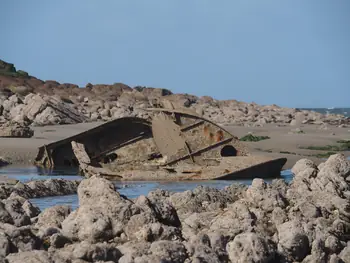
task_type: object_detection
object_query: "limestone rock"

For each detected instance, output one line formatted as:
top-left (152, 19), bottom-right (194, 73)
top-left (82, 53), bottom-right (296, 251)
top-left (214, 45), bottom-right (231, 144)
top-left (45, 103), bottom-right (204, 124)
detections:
top-left (35, 205), bottom-right (71, 230)
top-left (291, 159), bottom-right (318, 176)
top-left (6, 250), bottom-right (52, 263)
top-left (277, 220), bottom-right (310, 261)
top-left (0, 122), bottom-right (33, 138)
top-left (226, 233), bottom-right (276, 263)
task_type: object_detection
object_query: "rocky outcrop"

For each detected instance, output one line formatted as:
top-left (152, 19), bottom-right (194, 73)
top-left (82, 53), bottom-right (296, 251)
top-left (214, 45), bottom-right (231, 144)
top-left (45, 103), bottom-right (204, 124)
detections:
top-left (0, 153), bottom-right (349, 262)
top-left (0, 93), bottom-right (88, 126)
top-left (0, 178), bottom-right (80, 200)
top-left (1, 58), bottom-right (349, 127)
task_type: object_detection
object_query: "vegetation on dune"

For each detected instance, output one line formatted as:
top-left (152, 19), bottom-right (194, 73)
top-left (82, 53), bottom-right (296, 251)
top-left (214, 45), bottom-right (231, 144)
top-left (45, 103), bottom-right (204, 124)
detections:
top-left (0, 59), bottom-right (29, 78)
top-left (337, 139), bottom-right (350, 144)
top-left (300, 140), bottom-right (350, 152)
top-left (240, 134), bottom-right (270, 142)
top-left (313, 152), bottom-right (337, 158)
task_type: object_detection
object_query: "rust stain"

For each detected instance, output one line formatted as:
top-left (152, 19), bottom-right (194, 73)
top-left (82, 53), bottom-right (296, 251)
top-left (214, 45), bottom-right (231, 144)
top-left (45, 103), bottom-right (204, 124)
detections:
top-left (203, 125), bottom-right (210, 137)
top-left (215, 130), bottom-right (224, 142)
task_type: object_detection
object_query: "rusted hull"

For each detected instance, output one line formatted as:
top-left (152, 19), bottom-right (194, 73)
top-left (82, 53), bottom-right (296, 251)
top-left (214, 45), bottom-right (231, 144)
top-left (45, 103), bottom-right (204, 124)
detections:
top-left (34, 117), bottom-right (152, 168)
top-left (119, 157), bottom-right (287, 181)
top-left (34, 108), bottom-right (287, 182)
top-left (212, 158), bottom-right (287, 180)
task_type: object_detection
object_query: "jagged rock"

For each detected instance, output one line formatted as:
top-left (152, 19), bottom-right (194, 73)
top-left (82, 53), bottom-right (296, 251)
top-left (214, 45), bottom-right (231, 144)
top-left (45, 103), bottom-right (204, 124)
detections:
top-left (6, 250), bottom-right (52, 263)
top-left (0, 224), bottom-right (42, 252)
top-left (61, 176), bottom-right (135, 242)
top-left (0, 122), bottom-right (34, 138)
top-left (49, 233), bottom-right (71, 249)
top-left (245, 178), bottom-right (288, 212)
top-left (226, 233), bottom-right (276, 263)
top-left (11, 179), bottom-right (79, 199)
top-left (1, 153), bottom-right (350, 262)
top-left (277, 220), bottom-right (310, 261)
top-left (168, 186), bottom-right (238, 216)
top-left (50, 241), bottom-right (122, 262)
top-left (148, 240), bottom-right (187, 263)
top-left (22, 200), bottom-right (40, 218)
top-left (291, 159), bottom-right (318, 175)
top-left (117, 242), bottom-right (151, 263)
top-left (145, 190), bottom-right (181, 227)
top-left (35, 205), bottom-right (71, 231)
top-left (339, 242), bottom-right (350, 263)
top-left (2, 198), bottom-right (31, 227)
top-left (28, 179), bottom-right (79, 198)
top-left (209, 201), bottom-right (256, 239)
top-left (23, 94), bottom-right (88, 126)
top-left (0, 232), bottom-right (10, 258)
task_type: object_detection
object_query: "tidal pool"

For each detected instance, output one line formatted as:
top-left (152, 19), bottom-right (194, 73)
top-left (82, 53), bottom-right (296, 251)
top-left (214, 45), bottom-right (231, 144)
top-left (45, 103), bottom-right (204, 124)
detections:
top-left (0, 165), bottom-right (293, 211)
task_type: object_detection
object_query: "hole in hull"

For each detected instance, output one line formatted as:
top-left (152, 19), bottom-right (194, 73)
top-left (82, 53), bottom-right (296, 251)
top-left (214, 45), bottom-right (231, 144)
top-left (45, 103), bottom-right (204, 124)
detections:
top-left (220, 145), bottom-right (237, 157)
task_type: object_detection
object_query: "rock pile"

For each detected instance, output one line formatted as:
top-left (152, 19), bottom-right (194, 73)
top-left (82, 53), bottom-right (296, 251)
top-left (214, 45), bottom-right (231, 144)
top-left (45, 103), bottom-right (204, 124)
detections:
top-left (1, 58), bottom-right (349, 127)
top-left (1, 89), bottom-right (348, 128)
top-left (0, 178), bottom-right (80, 200)
top-left (1, 154), bottom-right (349, 262)
top-left (0, 93), bottom-right (87, 127)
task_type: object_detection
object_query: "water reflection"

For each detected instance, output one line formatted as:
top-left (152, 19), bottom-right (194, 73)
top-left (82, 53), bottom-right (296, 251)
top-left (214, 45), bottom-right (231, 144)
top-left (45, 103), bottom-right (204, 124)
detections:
top-left (0, 165), bottom-right (82, 183)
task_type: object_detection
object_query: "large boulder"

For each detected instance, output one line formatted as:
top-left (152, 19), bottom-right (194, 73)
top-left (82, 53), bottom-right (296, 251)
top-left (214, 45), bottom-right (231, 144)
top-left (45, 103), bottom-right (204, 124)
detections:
top-left (226, 233), bottom-right (276, 263)
top-left (277, 220), bottom-right (310, 261)
top-left (23, 94), bottom-right (88, 126)
top-left (35, 205), bottom-right (71, 232)
top-left (62, 176), bottom-right (182, 244)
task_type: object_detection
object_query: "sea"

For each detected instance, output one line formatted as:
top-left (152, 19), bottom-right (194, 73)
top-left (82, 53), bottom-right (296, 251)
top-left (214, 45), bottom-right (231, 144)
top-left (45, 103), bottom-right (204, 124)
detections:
top-left (300, 107), bottom-right (350, 117)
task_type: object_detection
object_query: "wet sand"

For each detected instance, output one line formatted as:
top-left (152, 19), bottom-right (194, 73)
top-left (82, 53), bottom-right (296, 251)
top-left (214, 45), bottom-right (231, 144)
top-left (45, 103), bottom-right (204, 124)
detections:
top-left (0, 121), bottom-right (349, 170)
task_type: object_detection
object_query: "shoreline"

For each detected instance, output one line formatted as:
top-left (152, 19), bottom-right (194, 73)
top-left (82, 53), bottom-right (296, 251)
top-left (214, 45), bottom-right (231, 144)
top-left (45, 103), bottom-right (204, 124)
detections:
top-left (0, 122), bottom-right (349, 171)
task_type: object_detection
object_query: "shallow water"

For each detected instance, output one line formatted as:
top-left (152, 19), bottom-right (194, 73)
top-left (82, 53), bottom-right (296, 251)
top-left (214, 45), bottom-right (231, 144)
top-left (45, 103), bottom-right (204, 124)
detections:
top-left (0, 165), bottom-right (294, 211)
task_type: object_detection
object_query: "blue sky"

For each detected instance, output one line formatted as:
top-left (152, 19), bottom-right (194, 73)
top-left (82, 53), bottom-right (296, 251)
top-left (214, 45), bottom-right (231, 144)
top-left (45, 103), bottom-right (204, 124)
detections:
top-left (1, 0), bottom-right (349, 108)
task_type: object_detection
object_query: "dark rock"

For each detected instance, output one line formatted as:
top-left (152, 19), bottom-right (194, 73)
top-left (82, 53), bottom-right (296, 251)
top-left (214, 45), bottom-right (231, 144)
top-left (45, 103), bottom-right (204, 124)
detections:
top-left (0, 232), bottom-right (10, 258)
top-left (0, 225), bottom-right (42, 252)
top-left (2, 198), bottom-right (31, 227)
top-left (0, 202), bottom-right (13, 224)
top-left (49, 233), bottom-right (71, 249)
top-left (149, 240), bottom-right (187, 263)
top-left (277, 220), bottom-right (310, 261)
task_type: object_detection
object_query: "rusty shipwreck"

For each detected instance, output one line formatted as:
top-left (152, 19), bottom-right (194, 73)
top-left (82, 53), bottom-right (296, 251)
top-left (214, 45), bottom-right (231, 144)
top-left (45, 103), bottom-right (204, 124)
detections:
top-left (34, 108), bottom-right (287, 181)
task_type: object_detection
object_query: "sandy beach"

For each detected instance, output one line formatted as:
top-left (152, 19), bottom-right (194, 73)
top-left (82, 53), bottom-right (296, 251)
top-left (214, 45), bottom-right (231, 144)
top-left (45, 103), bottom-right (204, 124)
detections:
top-left (1, 121), bottom-right (349, 170)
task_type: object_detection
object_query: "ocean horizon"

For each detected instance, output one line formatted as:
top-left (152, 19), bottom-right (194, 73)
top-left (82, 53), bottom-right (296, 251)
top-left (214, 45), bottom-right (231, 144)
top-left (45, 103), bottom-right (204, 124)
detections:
top-left (301, 107), bottom-right (350, 117)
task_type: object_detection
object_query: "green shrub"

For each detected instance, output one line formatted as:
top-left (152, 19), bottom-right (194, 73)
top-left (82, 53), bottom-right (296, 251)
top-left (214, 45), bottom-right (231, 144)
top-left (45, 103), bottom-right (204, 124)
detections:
top-left (313, 152), bottom-right (337, 158)
top-left (240, 134), bottom-right (270, 142)
top-left (17, 70), bottom-right (29, 77)
top-left (300, 140), bottom-right (350, 152)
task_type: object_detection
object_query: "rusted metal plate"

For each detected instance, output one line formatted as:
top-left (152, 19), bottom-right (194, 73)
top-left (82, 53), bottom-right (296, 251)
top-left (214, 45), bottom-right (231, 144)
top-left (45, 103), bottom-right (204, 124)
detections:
top-left (71, 141), bottom-right (91, 166)
top-left (151, 114), bottom-right (187, 159)
top-left (34, 117), bottom-right (152, 168)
